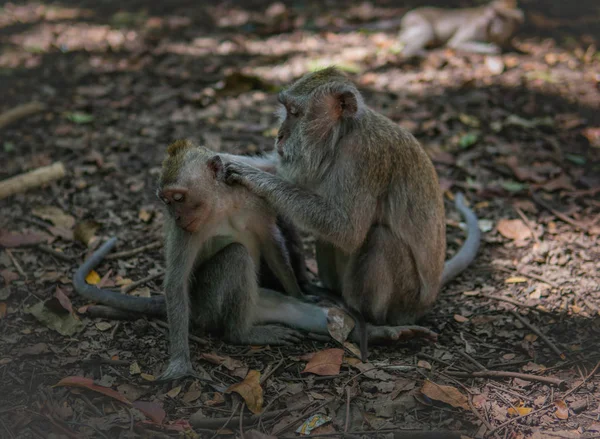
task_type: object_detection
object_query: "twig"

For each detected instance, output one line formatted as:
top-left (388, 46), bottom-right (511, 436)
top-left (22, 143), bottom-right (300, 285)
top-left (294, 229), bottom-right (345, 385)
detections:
top-left (486, 404), bottom-right (551, 437)
top-left (5, 249), bottom-right (26, 278)
top-left (562, 360), bottom-right (600, 399)
top-left (531, 192), bottom-right (589, 232)
top-left (105, 241), bottom-right (162, 260)
top-left (239, 404), bottom-right (246, 439)
top-left (495, 265), bottom-right (558, 288)
top-left (513, 206), bottom-right (540, 245)
top-left (480, 293), bottom-right (548, 312)
top-left (0, 162), bottom-right (66, 200)
top-left (457, 349), bottom-right (487, 371)
top-left (36, 244), bottom-right (74, 262)
top-left (510, 310), bottom-right (565, 360)
top-left (447, 370), bottom-right (567, 389)
top-left (0, 101), bottom-right (47, 129)
top-left (344, 387), bottom-right (351, 432)
top-left (210, 401), bottom-right (239, 439)
top-left (190, 408), bottom-right (287, 429)
top-left (280, 430), bottom-right (462, 439)
top-left (468, 394), bottom-right (493, 435)
top-left (121, 271), bottom-right (164, 294)
top-left (260, 358), bottom-right (284, 384)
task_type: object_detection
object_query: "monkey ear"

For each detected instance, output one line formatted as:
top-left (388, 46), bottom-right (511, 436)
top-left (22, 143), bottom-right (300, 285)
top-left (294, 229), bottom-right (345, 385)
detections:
top-left (309, 83), bottom-right (363, 124)
top-left (207, 155), bottom-right (224, 179)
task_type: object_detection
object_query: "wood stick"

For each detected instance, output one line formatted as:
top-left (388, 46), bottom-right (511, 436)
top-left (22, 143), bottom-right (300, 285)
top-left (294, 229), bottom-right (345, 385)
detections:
top-left (510, 310), bottom-right (565, 360)
top-left (480, 293), bottom-right (549, 312)
top-left (562, 361), bottom-right (600, 399)
top-left (105, 241), bottom-right (162, 260)
top-left (531, 192), bottom-right (589, 232)
top-left (190, 408), bottom-right (287, 429)
top-left (0, 162), bottom-right (66, 200)
top-left (448, 370), bottom-right (567, 389)
top-left (121, 271), bottom-right (164, 294)
top-left (0, 101), bottom-right (47, 129)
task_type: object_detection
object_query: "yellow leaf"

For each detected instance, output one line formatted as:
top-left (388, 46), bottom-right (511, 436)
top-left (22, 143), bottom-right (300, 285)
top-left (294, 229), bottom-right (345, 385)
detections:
top-left (507, 403), bottom-right (532, 417)
top-left (554, 400), bottom-right (569, 420)
top-left (226, 370), bottom-right (263, 414)
top-left (421, 380), bottom-right (469, 410)
top-left (85, 270), bottom-right (101, 285)
top-left (140, 373), bottom-right (155, 382)
top-left (505, 276), bottom-right (528, 284)
top-left (166, 386), bottom-right (182, 398)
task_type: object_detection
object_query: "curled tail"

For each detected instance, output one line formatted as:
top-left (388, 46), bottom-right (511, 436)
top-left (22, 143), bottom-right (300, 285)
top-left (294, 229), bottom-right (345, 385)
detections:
top-left (73, 237), bottom-right (166, 316)
top-left (441, 193), bottom-right (481, 285)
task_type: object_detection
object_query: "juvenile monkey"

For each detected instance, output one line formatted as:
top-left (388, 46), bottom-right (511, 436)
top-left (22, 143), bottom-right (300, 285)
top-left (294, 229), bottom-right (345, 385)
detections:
top-left (74, 140), bottom-right (435, 381)
top-left (398, 0), bottom-right (524, 57)
top-left (219, 67), bottom-right (481, 328)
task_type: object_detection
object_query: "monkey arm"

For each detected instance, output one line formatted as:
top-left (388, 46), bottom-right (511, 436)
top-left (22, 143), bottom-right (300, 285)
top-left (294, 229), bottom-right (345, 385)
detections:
top-left (218, 151), bottom-right (279, 174)
top-left (222, 161), bottom-right (376, 253)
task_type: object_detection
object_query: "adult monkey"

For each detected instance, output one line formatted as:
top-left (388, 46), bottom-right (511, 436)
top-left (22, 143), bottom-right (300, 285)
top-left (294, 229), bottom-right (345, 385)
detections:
top-left (219, 67), bottom-right (481, 327)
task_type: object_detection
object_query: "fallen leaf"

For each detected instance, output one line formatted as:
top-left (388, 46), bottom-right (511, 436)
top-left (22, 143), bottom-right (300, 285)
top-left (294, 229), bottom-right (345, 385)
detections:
top-left (536, 174), bottom-right (575, 192)
top-left (85, 270), bottom-right (101, 285)
top-left (18, 343), bottom-right (49, 356)
top-left (296, 413), bottom-right (332, 435)
top-left (133, 401), bottom-right (166, 424)
top-left (327, 308), bottom-right (355, 344)
top-left (501, 181), bottom-right (527, 193)
top-left (505, 276), bottom-right (528, 284)
top-left (226, 370), bottom-right (263, 414)
top-left (554, 400), bottom-right (569, 420)
top-left (32, 206), bottom-right (75, 229)
top-left (421, 380), bottom-right (469, 410)
top-left (497, 219), bottom-right (532, 241)
top-left (0, 230), bottom-right (51, 247)
top-left (73, 220), bottom-right (101, 246)
top-left (417, 360), bottom-right (432, 370)
top-left (205, 392), bottom-right (225, 406)
top-left (454, 314), bottom-right (469, 323)
top-left (53, 287), bottom-right (73, 314)
top-left (458, 132), bottom-right (480, 148)
top-left (26, 300), bottom-right (84, 336)
top-left (55, 376), bottom-right (131, 405)
top-left (503, 353), bottom-right (516, 360)
top-left (507, 403), bottom-right (532, 417)
top-left (200, 352), bottom-right (244, 371)
top-left (66, 111), bottom-right (94, 124)
top-left (141, 373), bottom-right (156, 382)
top-left (301, 348), bottom-right (344, 376)
top-left (166, 386), bottom-right (182, 398)
top-left (582, 127), bottom-right (600, 148)
top-left (524, 334), bottom-right (538, 342)
top-left (95, 321), bottom-right (112, 331)
top-left (117, 383), bottom-right (147, 402)
top-left (130, 361), bottom-right (141, 375)
top-left (182, 389), bottom-right (202, 404)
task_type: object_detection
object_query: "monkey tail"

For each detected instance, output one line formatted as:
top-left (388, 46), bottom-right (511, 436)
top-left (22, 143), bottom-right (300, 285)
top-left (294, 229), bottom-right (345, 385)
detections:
top-left (441, 193), bottom-right (481, 285)
top-left (73, 237), bottom-right (166, 316)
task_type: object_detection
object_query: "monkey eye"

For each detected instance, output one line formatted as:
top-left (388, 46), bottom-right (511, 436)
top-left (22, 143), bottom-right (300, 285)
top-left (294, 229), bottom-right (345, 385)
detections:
top-left (288, 106), bottom-right (299, 117)
top-left (172, 193), bottom-right (184, 202)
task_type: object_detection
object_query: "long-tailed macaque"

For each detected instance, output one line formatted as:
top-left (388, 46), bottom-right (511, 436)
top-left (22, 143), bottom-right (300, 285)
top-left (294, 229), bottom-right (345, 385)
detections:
top-left (219, 67), bottom-right (481, 329)
top-left (73, 140), bottom-right (437, 381)
top-left (398, 0), bottom-right (524, 57)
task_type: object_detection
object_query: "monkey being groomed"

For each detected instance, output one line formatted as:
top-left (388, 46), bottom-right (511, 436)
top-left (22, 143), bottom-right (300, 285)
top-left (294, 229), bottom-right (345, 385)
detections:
top-left (73, 140), bottom-right (438, 381)
top-left (398, 0), bottom-right (524, 58)
top-left (219, 67), bottom-right (481, 329)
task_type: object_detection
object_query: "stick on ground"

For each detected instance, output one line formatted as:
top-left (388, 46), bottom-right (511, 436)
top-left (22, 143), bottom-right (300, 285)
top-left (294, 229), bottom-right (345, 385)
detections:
top-left (0, 162), bottom-right (66, 200)
top-left (510, 310), bottom-right (565, 360)
top-left (0, 101), bottom-right (47, 129)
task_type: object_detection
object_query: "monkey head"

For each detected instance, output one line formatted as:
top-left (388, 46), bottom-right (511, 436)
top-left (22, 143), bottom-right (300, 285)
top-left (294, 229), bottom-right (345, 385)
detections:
top-left (488, 0), bottom-right (524, 45)
top-left (157, 140), bottom-right (224, 233)
top-left (274, 67), bottom-right (366, 173)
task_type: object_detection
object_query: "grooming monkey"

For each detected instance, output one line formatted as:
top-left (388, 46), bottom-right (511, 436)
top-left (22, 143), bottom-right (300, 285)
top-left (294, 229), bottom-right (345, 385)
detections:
top-left (398, 0), bottom-right (524, 57)
top-left (219, 67), bottom-right (481, 329)
top-left (74, 141), bottom-right (435, 381)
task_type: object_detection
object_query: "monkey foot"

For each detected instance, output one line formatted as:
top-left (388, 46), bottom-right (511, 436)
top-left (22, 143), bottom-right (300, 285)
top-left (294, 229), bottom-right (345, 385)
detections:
top-left (156, 359), bottom-right (199, 383)
top-left (240, 325), bottom-right (304, 345)
top-left (367, 325), bottom-right (438, 344)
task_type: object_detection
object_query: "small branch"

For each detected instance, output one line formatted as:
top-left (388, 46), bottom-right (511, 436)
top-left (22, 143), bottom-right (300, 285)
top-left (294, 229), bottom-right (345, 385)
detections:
top-left (457, 350), bottom-right (487, 371)
top-left (5, 249), bottom-right (26, 278)
top-left (448, 370), bottom-right (567, 389)
top-left (0, 101), bottom-right (47, 129)
top-left (486, 404), bottom-right (551, 437)
top-left (190, 408), bottom-right (286, 429)
top-left (496, 265), bottom-right (558, 288)
top-left (562, 361), bottom-right (600, 399)
top-left (121, 271), bottom-right (164, 294)
top-left (0, 162), bottom-right (66, 200)
top-left (105, 241), bottom-right (162, 260)
top-left (36, 245), bottom-right (74, 262)
top-left (480, 293), bottom-right (549, 312)
top-left (513, 206), bottom-right (540, 245)
top-left (510, 310), bottom-right (565, 360)
top-left (531, 192), bottom-right (589, 232)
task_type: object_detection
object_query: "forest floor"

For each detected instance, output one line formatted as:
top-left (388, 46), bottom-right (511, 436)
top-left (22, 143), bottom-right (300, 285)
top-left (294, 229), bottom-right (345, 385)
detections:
top-left (0, 1), bottom-right (599, 438)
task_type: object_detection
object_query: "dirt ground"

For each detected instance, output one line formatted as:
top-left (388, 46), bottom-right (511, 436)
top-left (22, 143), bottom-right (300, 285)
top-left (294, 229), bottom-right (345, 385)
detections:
top-left (1, 1), bottom-right (599, 438)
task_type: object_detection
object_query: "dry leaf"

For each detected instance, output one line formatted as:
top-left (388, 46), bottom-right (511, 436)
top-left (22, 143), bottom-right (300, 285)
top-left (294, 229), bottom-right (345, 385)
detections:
top-left (19, 343), bottom-right (49, 356)
top-left (226, 370), bottom-right (263, 414)
top-left (0, 230), bottom-right (51, 247)
top-left (454, 314), bottom-right (469, 323)
top-left (200, 352), bottom-right (244, 371)
top-left (166, 386), bottom-right (182, 398)
top-left (130, 361), bottom-right (141, 375)
top-left (417, 360), bottom-right (432, 370)
top-left (95, 321), bottom-right (112, 331)
top-left (85, 270), bottom-right (101, 285)
top-left (301, 348), bottom-right (344, 376)
top-left (497, 219), bottom-right (532, 241)
top-left (74, 220), bottom-right (101, 246)
top-left (141, 373), bottom-right (156, 382)
top-left (507, 403), bottom-right (532, 417)
top-left (421, 380), bottom-right (469, 410)
top-left (554, 400), bottom-right (569, 419)
top-left (505, 276), bottom-right (528, 284)
top-left (182, 389), bottom-right (202, 404)
top-left (53, 287), bottom-right (73, 314)
top-left (54, 376), bottom-right (131, 405)
top-left (32, 206), bottom-right (75, 229)
top-left (524, 334), bottom-right (538, 342)
top-left (327, 308), bottom-right (355, 343)
top-left (133, 400), bottom-right (165, 424)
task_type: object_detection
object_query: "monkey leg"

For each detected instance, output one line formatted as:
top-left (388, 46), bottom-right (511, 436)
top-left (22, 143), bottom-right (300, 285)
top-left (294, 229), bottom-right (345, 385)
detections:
top-left (398, 20), bottom-right (435, 57)
top-left (342, 226), bottom-right (438, 343)
top-left (189, 243), bottom-right (304, 346)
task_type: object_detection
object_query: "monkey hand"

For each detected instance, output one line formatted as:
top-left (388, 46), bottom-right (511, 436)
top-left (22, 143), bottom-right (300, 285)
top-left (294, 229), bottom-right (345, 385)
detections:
top-left (365, 325), bottom-right (438, 344)
top-left (220, 158), bottom-right (262, 189)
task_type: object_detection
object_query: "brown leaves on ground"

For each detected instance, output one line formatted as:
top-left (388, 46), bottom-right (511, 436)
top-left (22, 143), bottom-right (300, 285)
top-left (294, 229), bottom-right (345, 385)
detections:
top-left (421, 380), bottom-right (470, 410)
top-left (301, 348), bottom-right (344, 376)
top-left (497, 218), bottom-right (532, 241)
top-left (225, 370), bottom-right (263, 414)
